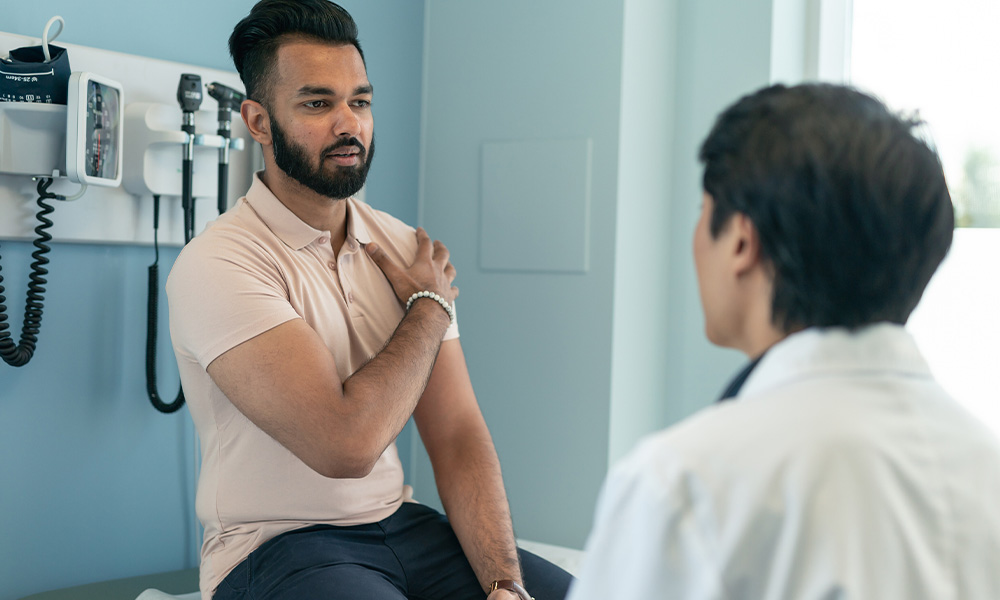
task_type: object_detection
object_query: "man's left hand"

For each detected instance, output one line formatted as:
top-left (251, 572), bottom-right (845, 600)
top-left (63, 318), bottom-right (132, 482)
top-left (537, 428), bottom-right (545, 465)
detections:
top-left (488, 589), bottom-right (521, 600)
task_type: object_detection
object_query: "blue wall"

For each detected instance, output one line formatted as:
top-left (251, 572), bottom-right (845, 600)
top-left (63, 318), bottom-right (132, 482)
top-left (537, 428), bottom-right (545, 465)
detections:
top-left (0, 2), bottom-right (425, 598)
top-left (417, 0), bottom-right (626, 548)
top-left (0, 242), bottom-right (194, 598)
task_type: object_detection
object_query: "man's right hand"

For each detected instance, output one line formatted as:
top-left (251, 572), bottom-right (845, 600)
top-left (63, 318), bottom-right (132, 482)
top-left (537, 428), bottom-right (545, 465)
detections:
top-left (366, 226), bottom-right (459, 308)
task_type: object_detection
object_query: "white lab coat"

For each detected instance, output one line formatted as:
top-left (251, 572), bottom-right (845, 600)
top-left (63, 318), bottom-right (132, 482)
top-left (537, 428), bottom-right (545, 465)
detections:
top-left (569, 324), bottom-right (1000, 600)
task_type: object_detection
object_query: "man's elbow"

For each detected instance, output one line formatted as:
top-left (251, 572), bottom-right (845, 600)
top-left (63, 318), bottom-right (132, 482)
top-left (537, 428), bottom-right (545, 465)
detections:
top-left (317, 459), bottom-right (377, 479)
top-left (307, 443), bottom-right (380, 479)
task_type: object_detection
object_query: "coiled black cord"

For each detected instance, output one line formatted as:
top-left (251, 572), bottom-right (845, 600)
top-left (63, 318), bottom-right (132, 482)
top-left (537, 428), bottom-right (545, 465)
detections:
top-left (0, 178), bottom-right (57, 367)
top-left (146, 194), bottom-right (185, 413)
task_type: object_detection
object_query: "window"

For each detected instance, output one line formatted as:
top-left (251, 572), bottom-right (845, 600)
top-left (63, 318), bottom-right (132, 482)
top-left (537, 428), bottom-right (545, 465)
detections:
top-left (851, 0), bottom-right (1000, 433)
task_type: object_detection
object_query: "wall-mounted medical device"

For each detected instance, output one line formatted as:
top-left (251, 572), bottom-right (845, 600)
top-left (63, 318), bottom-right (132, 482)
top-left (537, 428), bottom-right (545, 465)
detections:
top-left (0, 18), bottom-right (123, 184)
top-left (0, 72), bottom-right (124, 185)
top-left (0, 17), bottom-right (126, 368)
top-left (122, 103), bottom-right (245, 199)
top-left (0, 71), bottom-right (124, 366)
top-left (2, 22), bottom-right (253, 374)
top-left (141, 74), bottom-right (248, 412)
top-left (207, 82), bottom-right (245, 216)
top-left (65, 72), bottom-right (123, 187)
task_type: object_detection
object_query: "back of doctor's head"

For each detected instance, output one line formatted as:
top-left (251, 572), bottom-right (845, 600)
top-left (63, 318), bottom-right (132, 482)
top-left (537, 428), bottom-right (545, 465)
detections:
top-left (699, 83), bottom-right (953, 332)
top-left (229, 0), bottom-right (365, 107)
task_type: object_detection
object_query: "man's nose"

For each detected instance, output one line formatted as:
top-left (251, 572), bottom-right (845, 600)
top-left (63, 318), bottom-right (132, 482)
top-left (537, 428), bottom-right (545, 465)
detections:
top-left (332, 102), bottom-right (362, 138)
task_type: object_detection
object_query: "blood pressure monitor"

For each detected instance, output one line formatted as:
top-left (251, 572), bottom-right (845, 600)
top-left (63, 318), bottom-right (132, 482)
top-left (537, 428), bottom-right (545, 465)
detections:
top-left (65, 72), bottom-right (124, 187)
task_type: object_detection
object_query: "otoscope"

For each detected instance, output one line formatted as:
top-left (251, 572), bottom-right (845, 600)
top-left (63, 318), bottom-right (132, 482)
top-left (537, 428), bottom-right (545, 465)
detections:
top-left (207, 82), bottom-right (245, 216)
top-left (177, 73), bottom-right (203, 243)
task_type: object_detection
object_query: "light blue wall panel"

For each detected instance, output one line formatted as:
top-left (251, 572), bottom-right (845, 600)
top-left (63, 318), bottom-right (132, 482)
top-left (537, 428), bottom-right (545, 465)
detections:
top-left (662, 0), bottom-right (774, 422)
top-left (0, 2), bottom-right (425, 598)
top-left (480, 138), bottom-right (592, 273)
top-left (417, 0), bottom-right (626, 549)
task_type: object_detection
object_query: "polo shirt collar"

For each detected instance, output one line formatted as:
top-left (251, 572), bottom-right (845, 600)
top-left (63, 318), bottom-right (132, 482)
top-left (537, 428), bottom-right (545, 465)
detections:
top-left (345, 198), bottom-right (373, 246)
top-left (244, 171), bottom-right (371, 250)
top-left (737, 323), bottom-right (932, 401)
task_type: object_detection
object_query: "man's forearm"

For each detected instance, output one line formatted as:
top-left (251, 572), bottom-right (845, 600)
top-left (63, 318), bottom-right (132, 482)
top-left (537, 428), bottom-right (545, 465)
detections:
top-left (413, 340), bottom-right (523, 596)
top-left (435, 426), bottom-right (522, 592)
top-left (339, 299), bottom-right (451, 470)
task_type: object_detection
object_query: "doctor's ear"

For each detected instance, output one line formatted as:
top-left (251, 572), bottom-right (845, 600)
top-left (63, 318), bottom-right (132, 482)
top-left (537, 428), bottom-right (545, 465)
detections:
top-left (241, 99), bottom-right (272, 146)
top-left (731, 213), bottom-right (763, 276)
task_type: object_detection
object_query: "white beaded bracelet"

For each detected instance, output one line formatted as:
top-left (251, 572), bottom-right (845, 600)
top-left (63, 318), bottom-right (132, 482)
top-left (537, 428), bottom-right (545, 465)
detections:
top-left (405, 291), bottom-right (456, 324)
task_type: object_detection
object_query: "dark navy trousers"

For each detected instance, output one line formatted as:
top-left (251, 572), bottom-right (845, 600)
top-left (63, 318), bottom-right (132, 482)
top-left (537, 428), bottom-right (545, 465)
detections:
top-left (214, 502), bottom-right (574, 599)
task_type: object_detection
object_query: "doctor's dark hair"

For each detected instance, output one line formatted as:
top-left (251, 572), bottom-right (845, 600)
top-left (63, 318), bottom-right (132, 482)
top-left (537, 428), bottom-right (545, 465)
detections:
top-left (229, 0), bottom-right (365, 107)
top-left (698, 83), bottom-right (954, 331)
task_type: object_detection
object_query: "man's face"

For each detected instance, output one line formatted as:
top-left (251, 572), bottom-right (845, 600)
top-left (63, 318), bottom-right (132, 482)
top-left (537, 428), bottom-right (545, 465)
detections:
top-left (270, 112), bottom-right (375, 199)
top-left (693, 192), bottom-right (738, 347)
top-left (265, 40), bottom-right (375, 199)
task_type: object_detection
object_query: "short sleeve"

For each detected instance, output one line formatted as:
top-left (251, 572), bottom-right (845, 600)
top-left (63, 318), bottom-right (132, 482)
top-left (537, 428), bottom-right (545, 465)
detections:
top-left (166, 234), bottom-right (301, 368)
top-left (567, 440), bottom-right (724, 600)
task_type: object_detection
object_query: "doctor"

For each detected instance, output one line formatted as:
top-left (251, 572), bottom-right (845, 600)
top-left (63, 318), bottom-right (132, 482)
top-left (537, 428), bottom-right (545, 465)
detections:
top-left (568, 83), bottom-right (1000, 599)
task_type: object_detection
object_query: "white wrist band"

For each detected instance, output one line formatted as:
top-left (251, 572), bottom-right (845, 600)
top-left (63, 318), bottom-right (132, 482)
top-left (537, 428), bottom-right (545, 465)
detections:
top-left (406, 291), bottom-right (456, 324)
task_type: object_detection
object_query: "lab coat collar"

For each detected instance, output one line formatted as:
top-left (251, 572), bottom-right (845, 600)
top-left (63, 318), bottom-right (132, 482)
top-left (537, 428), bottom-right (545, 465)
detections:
top-left (737, 323), bottom-right (932, 401)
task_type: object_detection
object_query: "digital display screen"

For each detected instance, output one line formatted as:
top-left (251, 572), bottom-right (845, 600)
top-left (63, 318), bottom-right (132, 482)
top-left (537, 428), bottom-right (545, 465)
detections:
top-left (84, 79), bottom-right (121, 180)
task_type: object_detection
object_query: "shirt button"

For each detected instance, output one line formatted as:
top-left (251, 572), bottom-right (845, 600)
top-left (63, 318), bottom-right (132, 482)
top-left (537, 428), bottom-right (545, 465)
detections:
top-left (349, 241), bottom-right (357, 250)
top-left (328, 261), bottom-right (337, 271)
top-left (318, 236), bottom-right (329, 244)
top-left (348, 292), bottom-right (355, 303)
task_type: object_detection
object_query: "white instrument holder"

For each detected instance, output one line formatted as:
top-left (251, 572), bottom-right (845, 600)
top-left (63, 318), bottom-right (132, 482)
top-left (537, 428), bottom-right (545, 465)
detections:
top-left (123, 101), bottom-right (245, 198)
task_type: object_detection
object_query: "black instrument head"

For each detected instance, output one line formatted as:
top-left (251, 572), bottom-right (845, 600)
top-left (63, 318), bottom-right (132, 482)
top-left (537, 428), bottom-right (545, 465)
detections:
top-left (207, 81), bottom-right (246, 111)
top-left (177, 73), bottom-right (203, 113)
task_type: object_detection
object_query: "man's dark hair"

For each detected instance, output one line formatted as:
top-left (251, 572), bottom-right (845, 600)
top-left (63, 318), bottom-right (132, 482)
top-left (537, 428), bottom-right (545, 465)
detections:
top-left (699, 83), bottom-right (954, 332)
top-left (229, 0), bottom-right (365, 106)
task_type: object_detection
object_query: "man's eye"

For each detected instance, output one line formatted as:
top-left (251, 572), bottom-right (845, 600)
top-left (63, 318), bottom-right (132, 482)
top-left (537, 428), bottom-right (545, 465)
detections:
top-left (304, 100), bottom-right (326, 109)
top-left (354, 99), bottom-right (371, 108)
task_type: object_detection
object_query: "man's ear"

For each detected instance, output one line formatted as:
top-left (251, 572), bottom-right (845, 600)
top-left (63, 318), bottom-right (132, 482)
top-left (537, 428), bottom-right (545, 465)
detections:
top-left (730, 213), bottom-right (763, 278)
top-left (241, 99), bottom-right (272, 146)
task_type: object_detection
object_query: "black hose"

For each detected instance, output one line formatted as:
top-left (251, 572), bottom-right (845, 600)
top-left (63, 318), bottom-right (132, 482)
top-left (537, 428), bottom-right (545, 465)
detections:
top-left (146, 194), bottom-right (185, 413)
top-left (218, 162), bottom-right (228, 216)
top-left (0, 178), bottom-right (57, 367)
top-left (182, 158), bottom-right (195, 244)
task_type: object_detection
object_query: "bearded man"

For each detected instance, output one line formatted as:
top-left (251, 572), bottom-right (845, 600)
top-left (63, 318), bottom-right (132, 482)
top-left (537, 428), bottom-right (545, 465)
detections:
top-left (166, 2), bottom-right (572, 599)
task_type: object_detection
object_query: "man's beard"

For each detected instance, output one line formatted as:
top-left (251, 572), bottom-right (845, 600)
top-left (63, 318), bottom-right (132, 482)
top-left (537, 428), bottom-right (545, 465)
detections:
top-left (270, 116), bottom-right (375, 199)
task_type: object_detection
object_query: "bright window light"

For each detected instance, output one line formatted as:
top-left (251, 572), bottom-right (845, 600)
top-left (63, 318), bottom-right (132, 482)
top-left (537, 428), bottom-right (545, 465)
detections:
top-left (851, 0), bottom-right (1000, 434)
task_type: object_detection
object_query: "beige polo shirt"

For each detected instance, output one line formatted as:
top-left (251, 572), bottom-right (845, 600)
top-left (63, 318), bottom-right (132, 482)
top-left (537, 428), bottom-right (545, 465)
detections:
top-left (166, 173), bottom-right (458, 599)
